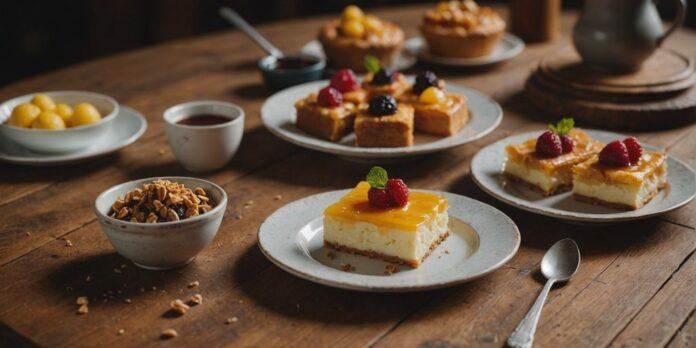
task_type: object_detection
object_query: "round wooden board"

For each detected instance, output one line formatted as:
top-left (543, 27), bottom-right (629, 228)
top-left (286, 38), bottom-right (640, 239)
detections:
top-left (525, 71), bottom-right (696, 130)
top-left (540, 47), bottom-right (695, 95)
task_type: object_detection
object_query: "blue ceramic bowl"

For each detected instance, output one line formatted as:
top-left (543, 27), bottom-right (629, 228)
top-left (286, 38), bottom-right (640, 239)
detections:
top-left (258, 54), bottom-right (325, 90)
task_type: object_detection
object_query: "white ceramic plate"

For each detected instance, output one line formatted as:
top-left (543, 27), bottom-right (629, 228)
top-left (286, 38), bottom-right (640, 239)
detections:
top-left (405, 34), bottom-right (524, 67)
top-left (0, 106), bottom-right (147, 166)
top-left (258, 189), bottom-right (520, 292)
top-left (471, 129), bottom-right (696, 223)
top-left (301, 39), bottom-right (417, 73)
top-left (260, 79), bottom-right (502, 161)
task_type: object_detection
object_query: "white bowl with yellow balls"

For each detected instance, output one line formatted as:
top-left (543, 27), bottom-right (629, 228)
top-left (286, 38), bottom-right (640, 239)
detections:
top-left (0, 91), bottom-right (119, 153)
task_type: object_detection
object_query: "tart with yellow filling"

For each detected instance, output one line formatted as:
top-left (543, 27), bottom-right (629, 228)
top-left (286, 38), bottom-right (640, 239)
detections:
top-left (573, 137), bottom-right (668, 210)
top-left (420, 0), bottom-right (505, 58)
top-left (504, 119), bottom-right (603, 196)
top-left (324, 167), bottom-right (449, 268)
top-left (355, 95), bottom-right (414, 147)
top-left (295, 86), bottom-right (358, 142)
top-left (319, 5), bottom-right (405, 72)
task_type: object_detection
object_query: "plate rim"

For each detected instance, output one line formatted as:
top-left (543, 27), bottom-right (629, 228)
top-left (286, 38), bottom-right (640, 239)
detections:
top-left (260, 79), bottom-right (503, 159)
top-left (0, 105), bottom-right (148, 165)
top-left (408, 33), bottom-right (525, 66)
top-left (257, 189), bottom-right (520, 292)
top-left (470, 129), bottom-right (696, 223)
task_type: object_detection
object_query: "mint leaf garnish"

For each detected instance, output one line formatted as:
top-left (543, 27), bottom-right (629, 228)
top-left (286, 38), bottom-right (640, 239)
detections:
top-left (548, 118), bottom-right (574, 136)
top-left (364, 55), bottom-right (381, 74)
top-left (366, 166), bottom-right (388, 189)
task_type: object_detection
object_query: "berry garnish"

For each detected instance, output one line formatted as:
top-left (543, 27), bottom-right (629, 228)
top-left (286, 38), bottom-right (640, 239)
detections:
top-left (560, 135), bottom-right (574, 154)
top-left (368, 95), bottom-right (398, 116)
top-left (535, 131), bottom-right (563, 158)
top-left (366, 167), bottom-right (409, 208)
top-left (386, 178), bottom-right (409, 207)
top-left (330, 69), bottom-right (360, 93)
top-left (372, 68), bottom-right (394, 85)
top-left (599, 140), bottom-right (631, 167)
top-left (623, 137), bottom-right (642, 164)
top-left (413, 71), bottom-right (439, 95)
top-left (317, 86), bottom-right (342, 108)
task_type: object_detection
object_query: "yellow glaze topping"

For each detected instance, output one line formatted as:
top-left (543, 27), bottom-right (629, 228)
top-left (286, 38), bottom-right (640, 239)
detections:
top-left (324, 182), bottom-right (447, 232)
top-left (505, 129), bottom-right (604, 173)
top-left (573, 150), bottom-right (667, 187)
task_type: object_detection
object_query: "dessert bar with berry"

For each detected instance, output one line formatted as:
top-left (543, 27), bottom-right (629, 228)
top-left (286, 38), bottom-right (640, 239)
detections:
top-left (354, 94), bottom-right (414, 147)
top-left (294, 84), bottom-right (359, 142)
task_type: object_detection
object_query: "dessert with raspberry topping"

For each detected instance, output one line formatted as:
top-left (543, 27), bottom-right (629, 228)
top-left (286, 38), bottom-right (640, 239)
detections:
top-left (329, 69), bottom-right (367, 106)
top-left (318, 5), bottom-right (404, 72)
top-left (361, 56), bottom-right (410, 99)
top-left (572, 137), bottom-right (668, 210)
top-left (397, 71), bottom-right (469, 136)
top-left (323, 167), bottom-right (449, 268)
top-left (354, 94), bottom-right (414, 147)
top-left (294, 85), bottom-right (359, 141)
top-left (503, 119), bottom-right (603, 195)
top-left (420, 0), bottom-right (505, 58)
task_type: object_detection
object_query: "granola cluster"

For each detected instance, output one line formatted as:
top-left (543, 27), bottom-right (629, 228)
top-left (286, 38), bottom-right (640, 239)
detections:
top-left (109, 179), bottom-right (213, 223)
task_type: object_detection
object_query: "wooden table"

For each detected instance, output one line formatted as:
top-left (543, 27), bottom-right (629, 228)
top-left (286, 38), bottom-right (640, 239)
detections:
top-left (1, 5), bottom-right (694, 347)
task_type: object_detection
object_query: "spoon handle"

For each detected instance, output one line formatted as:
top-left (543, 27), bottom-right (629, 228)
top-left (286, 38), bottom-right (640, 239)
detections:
top-left (507, 279), bottom-right (555, 348)
top-left (219, 7), bottom-right (284, 58)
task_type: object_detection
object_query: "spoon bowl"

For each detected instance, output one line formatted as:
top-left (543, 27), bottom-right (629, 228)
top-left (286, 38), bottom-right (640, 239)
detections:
top-left (541, 238), bottom-right (581, 281)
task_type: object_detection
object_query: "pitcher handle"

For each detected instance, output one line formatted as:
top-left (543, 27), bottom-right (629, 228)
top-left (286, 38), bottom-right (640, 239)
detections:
top-left (657, 0), bottom-right (686, 46)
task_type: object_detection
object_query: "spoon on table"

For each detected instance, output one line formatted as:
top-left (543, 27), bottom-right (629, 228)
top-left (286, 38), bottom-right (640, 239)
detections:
top-left (218, 7), bottom-right (325, 90)
top-left (507, 238), bottom-right (581, 348)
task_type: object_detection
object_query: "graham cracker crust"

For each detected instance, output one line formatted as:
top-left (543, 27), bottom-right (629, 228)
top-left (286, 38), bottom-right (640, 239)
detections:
top-left (504, 173), bottom-right (572, 196)
top-left (573, 183), bottom-right (666, 211)
top-left (324, 231), bottom-right (450, 268)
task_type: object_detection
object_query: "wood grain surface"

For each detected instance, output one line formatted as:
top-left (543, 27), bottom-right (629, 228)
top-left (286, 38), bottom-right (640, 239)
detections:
top-left (0, 5), bottom-right (694, 348)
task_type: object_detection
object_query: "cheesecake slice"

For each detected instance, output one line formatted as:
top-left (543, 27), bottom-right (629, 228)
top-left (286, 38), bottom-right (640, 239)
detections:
top-left (572, 150), bottom-right (667, 210)
top-left (323, 181), bottom-right (449, 268)
top-left (504, 129), bottom-right (603, 195)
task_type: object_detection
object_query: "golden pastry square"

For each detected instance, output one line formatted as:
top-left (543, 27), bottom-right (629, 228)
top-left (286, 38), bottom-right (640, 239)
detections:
top-left (361, 73), bottom-right (410, 99)
top-left (294, 94), bottom-right (357, 142)
top-left (355, 104), bottom-right (414, 147)
top-left (407, 93), bottom-right (468, 136)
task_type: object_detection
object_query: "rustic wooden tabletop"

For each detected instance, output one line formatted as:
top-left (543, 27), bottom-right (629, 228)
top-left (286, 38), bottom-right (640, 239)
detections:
top-left (0, 5), bottom-right (694, 348)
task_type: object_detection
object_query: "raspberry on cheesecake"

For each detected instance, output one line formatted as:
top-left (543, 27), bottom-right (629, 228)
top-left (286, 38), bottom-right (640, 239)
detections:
top-left (323, 167), bottom-right (449, 268)
top-left (503, 119), bottom-right (603, 195)
top-left (572, 137), bottom-right (668, 210)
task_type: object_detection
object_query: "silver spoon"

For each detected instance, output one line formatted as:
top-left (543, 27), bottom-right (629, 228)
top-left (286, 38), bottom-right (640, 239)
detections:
top-left (507, 238), bottom-right (581, 348)
top-left (219, 7), bottom-right (284, 58)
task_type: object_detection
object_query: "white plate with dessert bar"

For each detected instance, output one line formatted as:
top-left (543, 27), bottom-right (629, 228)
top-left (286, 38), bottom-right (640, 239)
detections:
top-left (471, 123), bottom-right (696, 223)
top-left (258, 167), bottom-right (520, 292)
top-left (0, 106), bottom-right (147, 166)
top-left (260, 68), bottom-right (502, 162)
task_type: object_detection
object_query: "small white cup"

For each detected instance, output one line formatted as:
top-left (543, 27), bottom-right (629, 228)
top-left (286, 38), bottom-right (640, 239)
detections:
top-left (164, 101), bottom-right (244, 172)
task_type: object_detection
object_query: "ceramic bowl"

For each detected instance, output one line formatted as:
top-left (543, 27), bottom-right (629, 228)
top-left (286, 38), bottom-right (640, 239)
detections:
top-left (164, 100), bottom-right (245, 172)
top-left (0, 91), bottom-right (119, 153)
top-left (258, 54), bottom-right (325, 90)
top-left (94, 177), bottom-right (227, 270)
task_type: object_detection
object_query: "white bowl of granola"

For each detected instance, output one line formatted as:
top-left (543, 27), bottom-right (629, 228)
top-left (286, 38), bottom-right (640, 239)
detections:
top-left (94, 177), bottom-right (227, 270)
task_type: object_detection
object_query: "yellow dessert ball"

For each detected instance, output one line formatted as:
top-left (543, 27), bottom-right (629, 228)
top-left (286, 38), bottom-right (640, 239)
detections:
top-left (8, 103), bottom-right (41, 128)
top-left (31, 93), bottom-right (56, 111)
top-left (341, 20), bottom-right (365, 38)
top-left (54, 103), bottom-right (74, 123)
top-left (342, 5), bottom-right (364, 21)
top-left (362, 15), bottom-right (384, 34)
top-left (31, 111), bottom-right (66, 130)
top-left (419, 86), bottom-right (446, 104)
top-left (71, 103), bottom-right (102, 127)
top-left (437, 1), bottom-right (453, 12)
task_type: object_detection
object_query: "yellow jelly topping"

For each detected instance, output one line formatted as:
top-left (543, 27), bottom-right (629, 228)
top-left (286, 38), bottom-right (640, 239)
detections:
top-left (324, 181), bottom-right (447, 232)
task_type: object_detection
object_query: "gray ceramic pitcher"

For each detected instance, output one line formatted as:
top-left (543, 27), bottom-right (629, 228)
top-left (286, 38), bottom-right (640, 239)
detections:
top-left (573, 0), bottom-right (686, 72)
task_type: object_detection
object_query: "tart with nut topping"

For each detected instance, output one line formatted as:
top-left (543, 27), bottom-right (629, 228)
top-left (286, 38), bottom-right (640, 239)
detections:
top-left (421, 0), bottom-right (505, 58)
top-left (318, 5), bottom-right (404, 72)
top-left (109, 179), bottom-right (214, 223)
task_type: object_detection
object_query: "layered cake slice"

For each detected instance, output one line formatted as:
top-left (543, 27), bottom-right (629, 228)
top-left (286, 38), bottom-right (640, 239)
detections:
top-left (324, 167), bottom-right (449, 268)
top-left (504, 119), bottom-right (603, 195)
top-left (573, 137), bottom-right (668, 210)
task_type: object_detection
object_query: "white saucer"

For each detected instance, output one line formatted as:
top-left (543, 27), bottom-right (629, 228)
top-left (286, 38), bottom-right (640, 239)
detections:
top-left (0, 106), bottom-right (147, 166)
top-left (260, 79), bottom-right (502, 161)
top-left (406, 33), bottom-right (524, 67)
top-left (300, 39), bottom-right (417, 72)
top-left (471, 129), bottom-right (696, 223)
top-left (258, 189), bottom-right (520, 292)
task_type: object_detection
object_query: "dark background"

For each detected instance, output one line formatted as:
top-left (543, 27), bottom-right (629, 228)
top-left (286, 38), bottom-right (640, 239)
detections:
top-left (1, 0), bottom-right (693, 86)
